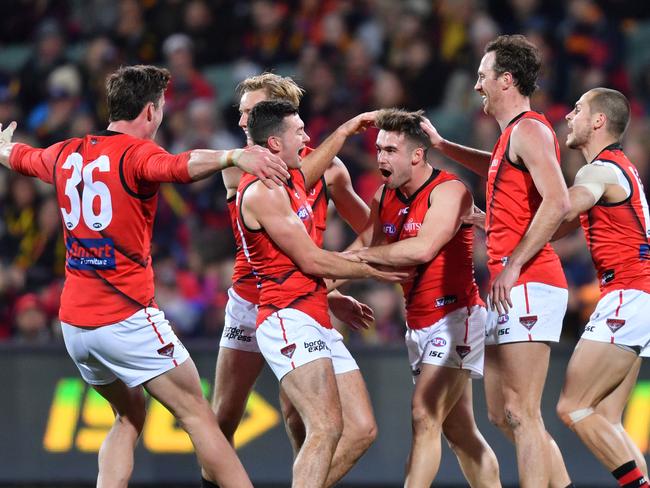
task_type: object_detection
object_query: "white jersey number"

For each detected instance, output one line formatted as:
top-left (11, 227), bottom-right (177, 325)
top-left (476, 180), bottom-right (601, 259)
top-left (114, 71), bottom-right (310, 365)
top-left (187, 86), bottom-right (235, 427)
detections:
top-left (60, 153), bottom-right (113, 231)
top-left (630, 165), bottom-right (650, 238)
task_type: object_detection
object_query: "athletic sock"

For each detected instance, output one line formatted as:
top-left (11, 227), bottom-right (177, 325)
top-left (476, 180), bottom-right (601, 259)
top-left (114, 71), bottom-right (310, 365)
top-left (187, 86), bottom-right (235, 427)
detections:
top-left (612, 460), bottom-right (650, 487)
top-left (201, 477), bottom-right (219, 488)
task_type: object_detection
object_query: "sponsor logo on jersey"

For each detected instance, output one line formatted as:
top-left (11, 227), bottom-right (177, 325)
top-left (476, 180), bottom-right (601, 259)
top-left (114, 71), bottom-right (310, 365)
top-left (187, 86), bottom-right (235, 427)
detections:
top-left (497, 314), bottom-right (509, 324)
top-left (519, 315), bottom-right (538, 330)
top-left (403, 219), bottom-right (422, 233)
top-left (222, 326), bottom-right (253, 342)
top-left (398, 207), bottom-right (410, 215)
top-left (66, 238), bottom-right (116, 270)
top-left (281, 343), bottom-right (296, 358)
top-left (431, 337), bottom-right (447, 347)
top-left (640, 244), bottom-right (650, 261)
top-left (456, 345), bottom-right (471, 359)
top-left (157, 342), bottom-right (175, 358)
top-left (296, 204), bottom-right (312, 221)
top-left (606, 318), bottom-right (626, 333)
top-left (383, 223), bottom-right (397, 235)
top-left (435, 295), bottom-right (457, 308)
top-left (601, 269), bottom-right (615, 285)
top-left (304, 339), bottom-right (330, 353)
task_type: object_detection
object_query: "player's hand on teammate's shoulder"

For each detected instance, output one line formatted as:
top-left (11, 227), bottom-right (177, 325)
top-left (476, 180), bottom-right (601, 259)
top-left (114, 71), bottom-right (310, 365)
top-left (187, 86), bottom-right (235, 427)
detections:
top-left (0, 121), bottom-right (17, 145)
top-left (337, 111), bottom-right (380, 137)
top-left (420, 117), bottom-right (443, 149)
top-left (328, 292), bottom-right (375, 330)
top-left (236, 145), bottom-right (290, 189)
top-left (462, 205), bottom-right (486, 231)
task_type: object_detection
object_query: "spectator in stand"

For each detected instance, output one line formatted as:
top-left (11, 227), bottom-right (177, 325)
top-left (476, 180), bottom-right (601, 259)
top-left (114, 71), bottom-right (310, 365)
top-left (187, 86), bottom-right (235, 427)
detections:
top-left (162, 33), bottom-right (214, 114)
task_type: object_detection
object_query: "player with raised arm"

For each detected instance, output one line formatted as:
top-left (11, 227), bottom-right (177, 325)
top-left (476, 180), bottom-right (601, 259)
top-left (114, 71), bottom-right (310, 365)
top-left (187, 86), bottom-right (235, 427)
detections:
top-left (555, 88), bottom-right (650, 488)
top-left (343, 108), bottom-right (500, 487)
top-left (421, 35), bottom-right (574, 488)
top-left (238, 100), bottom-right (407, 487)
top-left (210, 73), bottom-right (377, 488)
top-left (0, 65), bottom-right (290, 488)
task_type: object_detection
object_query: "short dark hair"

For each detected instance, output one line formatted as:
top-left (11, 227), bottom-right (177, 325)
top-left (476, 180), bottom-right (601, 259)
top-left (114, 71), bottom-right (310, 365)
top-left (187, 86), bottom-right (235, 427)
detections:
top-left (375, 108), bottom-right (431, 150)
top-left (106, 65), bottom-right (171, 122)
top-left (587, 88), bottom-right (630, 139)
top-left (247, 100), bottom-right (299, 146)
top-left (485, 35), bottom-right (541, 97)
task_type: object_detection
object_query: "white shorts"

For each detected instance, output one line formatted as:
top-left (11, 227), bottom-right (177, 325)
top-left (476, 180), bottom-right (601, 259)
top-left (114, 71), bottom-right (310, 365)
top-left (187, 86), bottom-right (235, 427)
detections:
top-left (405, 305), bottom-right (486, 380)
top-left (257, 308), bottom-right (358, 381)
top-left (61, 307), bottom-right (189, 388)
top-left (485, 282), bottom-right (568, 345)
top-left (581, 289), bottom-right (650, 355)
top-left (219, 287), bottom-right (261, 353)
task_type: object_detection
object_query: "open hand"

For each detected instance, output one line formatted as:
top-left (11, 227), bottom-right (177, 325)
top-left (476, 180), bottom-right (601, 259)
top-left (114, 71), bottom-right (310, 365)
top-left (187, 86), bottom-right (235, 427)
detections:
top-left (488, 263), bottom-right (521, 315)
top-left (236, 145), bottom-right (290, 188)
top-left (328, 292), bottom-right (374, 330)
top-left (462, 205), bottom-right (486, 230)
top-left (0, 121), bottom-right (17, 145)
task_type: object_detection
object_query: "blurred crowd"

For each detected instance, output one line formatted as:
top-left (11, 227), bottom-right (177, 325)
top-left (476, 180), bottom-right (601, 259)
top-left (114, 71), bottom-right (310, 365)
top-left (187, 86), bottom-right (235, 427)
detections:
top-left (1, 0), bottom-right (649, 345)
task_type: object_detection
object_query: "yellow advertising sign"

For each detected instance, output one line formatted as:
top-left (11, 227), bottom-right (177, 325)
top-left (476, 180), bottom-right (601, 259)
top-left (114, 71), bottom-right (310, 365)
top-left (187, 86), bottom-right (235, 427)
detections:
top-left (43, 378), bottom-right (280, 453)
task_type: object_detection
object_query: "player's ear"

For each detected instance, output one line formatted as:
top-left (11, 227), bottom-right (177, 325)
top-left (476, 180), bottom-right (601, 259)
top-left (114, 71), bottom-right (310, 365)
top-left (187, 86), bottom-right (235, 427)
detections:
top-left (593, 112), bottom-right (606, 131)
top-left (412, 146), bottom-right (425, 165)
top-left (145, 102), bottom-right (155, 122)
top-left (267, 135), bottom-right (281, 152)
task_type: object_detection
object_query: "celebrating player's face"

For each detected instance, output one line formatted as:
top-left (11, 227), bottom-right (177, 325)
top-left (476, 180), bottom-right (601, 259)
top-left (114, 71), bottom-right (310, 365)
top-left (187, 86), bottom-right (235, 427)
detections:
top-left (565, 93), bottom-right (593, 150)
top-left (475, 52), bottom-right (499, 116)
top-left (376, 130), bottom-right (414, 190)
top-left (275, 114), bottom-right (309, 168)
top-left (239, 89), bottom-right (268, 144)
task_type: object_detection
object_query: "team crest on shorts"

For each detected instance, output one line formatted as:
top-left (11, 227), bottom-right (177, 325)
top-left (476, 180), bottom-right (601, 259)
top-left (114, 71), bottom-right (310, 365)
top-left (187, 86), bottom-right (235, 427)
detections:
top-left (281, 343), bottom-right (297, 358)
top-left (157, 342), bottom-right (175, 358)
top-left (606, 318), bottom-right (626, 333)
top-left (456, 345), bottom-right (471, 359)
top-left (519, 315), bottom-right (538, 330)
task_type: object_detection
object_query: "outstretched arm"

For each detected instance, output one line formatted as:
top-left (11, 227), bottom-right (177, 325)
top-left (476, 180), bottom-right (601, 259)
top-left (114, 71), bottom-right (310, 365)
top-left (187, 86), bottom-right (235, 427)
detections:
top-left (421, 117), bottom-right (491, 177)
top-left (301, 111), bottom-right (378, 189)
top-left (351, 181), bottom-right (472, 266)
top-left (326, 157), bottom-right (370, 235)
top-left (242, 182), bottom-right (408, 282)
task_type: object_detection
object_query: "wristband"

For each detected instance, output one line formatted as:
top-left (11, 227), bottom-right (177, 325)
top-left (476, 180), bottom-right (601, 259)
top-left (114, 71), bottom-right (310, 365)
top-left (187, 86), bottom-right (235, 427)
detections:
top-left (230, 148), bottom-right (244, 168)
top-left (218, 149), bottom-right (232, 169)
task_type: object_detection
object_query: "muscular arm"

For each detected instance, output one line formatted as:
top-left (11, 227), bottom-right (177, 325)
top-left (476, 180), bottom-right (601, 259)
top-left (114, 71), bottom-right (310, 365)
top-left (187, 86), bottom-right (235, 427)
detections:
top-left (355, 181), bottom-right (472, 266)
top-left (326, 157), bottom-right (370, 235)
top-left (242, 182), bottom-right (400, 281)
top-left (420, 117), bottom-right (491, 177)
top-left (505, 119), bottom-right (570, 269)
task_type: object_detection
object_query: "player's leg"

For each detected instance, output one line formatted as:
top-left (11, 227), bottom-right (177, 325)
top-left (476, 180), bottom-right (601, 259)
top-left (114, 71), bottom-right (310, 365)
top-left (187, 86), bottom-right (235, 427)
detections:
top-left (211, 288), bottom-right (265, 444)
top-left (211, 348), bottom-right (265, 443)
top-left (596, 357), bottom-right (648, 478)
top-left (145, 357), bottom-right (253, 488)
top-left (498, 341), bottom-right (554, 488)
top-left (405, 365), bottom-right (469, 487)
top-left (324, 369), bottom-right (377, 487)
top-left (557, 339), bottom-right (641, 471)
top-left (442, 380), bottom-right (501, 488)
top-left (279, 386), bottom-right (305, 457)
top-left (92, 380), bottom-right (147, 488)
top-left (280, 358), bottom-right (344, 487)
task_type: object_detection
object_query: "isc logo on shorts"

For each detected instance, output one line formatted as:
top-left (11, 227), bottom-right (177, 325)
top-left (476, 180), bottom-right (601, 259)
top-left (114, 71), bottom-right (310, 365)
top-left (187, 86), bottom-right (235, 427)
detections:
top-left (66, 237), bottom-right (116, 270)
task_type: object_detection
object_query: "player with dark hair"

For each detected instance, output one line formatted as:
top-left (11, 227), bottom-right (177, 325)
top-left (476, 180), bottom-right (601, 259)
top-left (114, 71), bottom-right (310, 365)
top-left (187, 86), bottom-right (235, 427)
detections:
top-left (0, 64), bottom-right (289, 488)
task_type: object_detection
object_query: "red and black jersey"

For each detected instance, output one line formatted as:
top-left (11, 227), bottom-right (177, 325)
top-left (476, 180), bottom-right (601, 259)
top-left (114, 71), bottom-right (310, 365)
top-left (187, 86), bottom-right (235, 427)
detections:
top-left (10, 130), bottom-right (193, 326)
top-left (379, 169), bottom-right (483, 329)
top-left (236, 168), bottom-right (331, 328)
top-left (579, 143), bottom-right (650, 296)
top-left (227, 145), bottom-right (329, 303)
top-left (486, 111), bottom-right (567, 288)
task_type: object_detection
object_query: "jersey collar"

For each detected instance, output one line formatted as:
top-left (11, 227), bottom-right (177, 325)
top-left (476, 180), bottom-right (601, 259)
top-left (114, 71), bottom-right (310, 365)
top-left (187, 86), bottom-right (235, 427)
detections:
top-left (592, 142), bottom-right (623, 163)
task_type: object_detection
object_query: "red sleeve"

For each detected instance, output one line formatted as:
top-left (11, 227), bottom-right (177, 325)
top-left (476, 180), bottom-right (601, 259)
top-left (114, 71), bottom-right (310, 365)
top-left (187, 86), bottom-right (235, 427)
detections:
top-left (128, 140), bottom-right (192, 184)
top-left (9, 142), bottom-right (65, 184)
